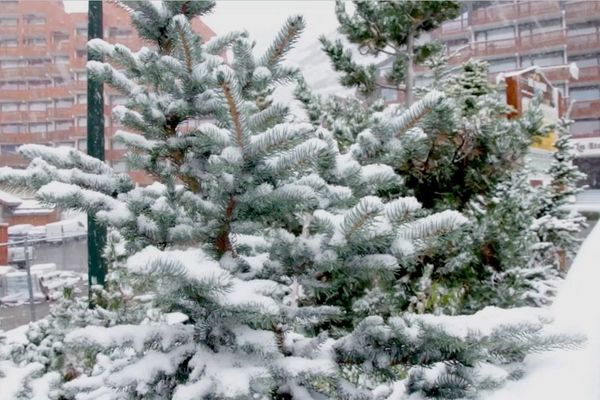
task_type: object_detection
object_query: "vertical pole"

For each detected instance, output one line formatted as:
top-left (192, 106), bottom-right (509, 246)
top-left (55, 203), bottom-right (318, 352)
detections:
top-left (405, 27), bottom-right (414, 106)
top-left (87, 0), bottom-right (107, 301)
top-left (0, 223), bottom-right (8, 265)
top-left (24, 235), bottom-right (36, 322)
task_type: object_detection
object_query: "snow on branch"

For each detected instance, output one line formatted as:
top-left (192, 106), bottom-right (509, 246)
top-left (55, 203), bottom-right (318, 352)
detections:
top-left (113, 130), bottom-right (158, 151)
top-left (87, 60), bottom-right (142, 96)
top-left (18, 144), bottom-right (112, 175)
top-left (259, 15), bottom-right (305, 69)
top-left (339, 196), bottom-right (385, 242)
top-left (248, 122), bottom-right (314, 157)
top-left (385, 197), bottom-right (423, 224)
top-left (247, 103), bottom-right (289, 132)
top-left (216, 65), bottom-right (250, 152)
top-left (262, 138), bottom-right (328, 176)
top-left (37, 181), bottom-right (131, 225)
top-left (396, 209), bottom-right (468, 240)
top-left (204, 30), bottom-right (247, 55)
top-left (387, 90), bottom-right (444, 137)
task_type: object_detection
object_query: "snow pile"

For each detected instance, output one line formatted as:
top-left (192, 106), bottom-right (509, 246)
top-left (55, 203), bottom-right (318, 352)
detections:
top-left (488, 222), bottom-right (600, 400)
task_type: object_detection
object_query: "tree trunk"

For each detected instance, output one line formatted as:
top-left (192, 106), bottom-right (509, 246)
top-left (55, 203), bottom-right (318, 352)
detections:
top-left (405, 28), bottom-right (415, 106)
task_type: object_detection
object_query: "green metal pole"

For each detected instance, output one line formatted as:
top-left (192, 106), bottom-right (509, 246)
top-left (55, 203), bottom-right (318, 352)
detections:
top-left (87, 0), bottom-right (107, 300)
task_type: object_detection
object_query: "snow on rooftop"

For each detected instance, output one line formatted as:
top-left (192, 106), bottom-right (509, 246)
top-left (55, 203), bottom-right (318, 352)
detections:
top-left (11, 199), bottom-right (55, 215)
top-left (0, 190), bottom-right (22, 207)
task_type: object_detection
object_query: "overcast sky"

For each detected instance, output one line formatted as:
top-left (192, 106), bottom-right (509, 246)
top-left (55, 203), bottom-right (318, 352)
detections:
top-left (63, 1), bottom-right (339, 55)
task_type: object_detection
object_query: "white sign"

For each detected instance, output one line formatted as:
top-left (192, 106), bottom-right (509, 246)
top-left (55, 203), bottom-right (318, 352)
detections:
top-left (573, 138), bottom-right (600, 157)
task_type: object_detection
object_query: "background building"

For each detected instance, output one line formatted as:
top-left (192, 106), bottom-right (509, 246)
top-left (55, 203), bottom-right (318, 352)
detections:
top-left (0, 0), bottom-right (214, 184)
top-left (377, 0), bottom-right (600, 188)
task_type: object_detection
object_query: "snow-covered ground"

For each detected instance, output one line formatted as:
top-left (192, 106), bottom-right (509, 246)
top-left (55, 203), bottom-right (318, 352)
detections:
top-left (488, 221), bottom-right (600, 400)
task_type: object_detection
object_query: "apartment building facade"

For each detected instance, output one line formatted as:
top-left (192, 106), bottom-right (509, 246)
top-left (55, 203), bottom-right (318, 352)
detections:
top-left (378, 0), bottom-right (600, 188)
top-left (0, 0), bottom-right (214, 183)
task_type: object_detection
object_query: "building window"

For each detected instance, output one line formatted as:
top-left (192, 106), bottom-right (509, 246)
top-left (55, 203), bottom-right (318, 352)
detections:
top-left (77, 117), bottom-right (87, 127)
top-left (53, 55), bottom-right (69, 64)
top-left (0, 124), bottom-right (24, 134)
top-left (76, 27), bottom-right (87, 36)
top-left (30, 122), bottom-right (50, 133)
top-left (0, 102), bottom-right (18, 112)
top-left (570, 86), bottom-right (600, 101)
top-left (571, 119), bottom-right (600, 135)
top-left (56, 141), bottom-right (75, 148)
top-left (0, 80), bottom-right (25, 90)
top-left (0, 144), bottom-right (19, 154)
top-left (108, 27), bottom-right (132, 39)
top-left (76, 71), bottom-right (87, 82)
top-left (29, 101), bottom-right (50, 111)
top-left (475, 26), bottom-right (515, 42)
top-left (0, 37), bottom-right (17, 47)
top-left (55, 98), bottom-right (74, 108)
top-left (76, 49), bottom-right (87, 58)
top-left (519, 19), bottom-right (562, 37)
top-left (76, 94), bottom-right (87, 104)
top-left (29, 79), bottom-right (52, 88)
top-left (24, 36), bottom-right (46, 46)
top-left (488, 57), bottom-right (517, 73)
top-left (24, 15), bottom-right (46, 25)
top-left (569, 53), bottom-right (600, 68)
top-left (52, 31), bottom-right (69, 43)
top-left (568, 21), bottom-right (599, 37)
top-left (53, 77), bottom-right (65, 86)
top-left (0, 17), bottom-right (18, 26)
top-left (445, 38), bottom-right (469, 53)
top-left (28, 58), bottom-right (50, 66)
top-left (55, 120), bottom-right (74, 131)
top-left (521, 51), bottom-right (564, 68)
top-left (0, 59), bottom-right (25, 68)
top-left (381, 88), bottom-right (398, 102)
top-left (78, 139), bottom-right (87, 151)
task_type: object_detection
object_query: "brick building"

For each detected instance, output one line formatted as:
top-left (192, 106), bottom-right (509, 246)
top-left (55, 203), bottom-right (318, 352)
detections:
top-left (0, 0), bottom-right (215, 184)
top-left (377, 0), bottom-right (600, 188)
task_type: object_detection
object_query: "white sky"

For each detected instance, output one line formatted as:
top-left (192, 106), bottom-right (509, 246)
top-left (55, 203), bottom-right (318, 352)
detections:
top-left (63, 1), bottom-right (346, 97)
top-left (63, 1), bottom-right (339, 55)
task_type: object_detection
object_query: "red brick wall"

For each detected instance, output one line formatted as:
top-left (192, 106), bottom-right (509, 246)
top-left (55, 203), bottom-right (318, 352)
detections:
top-left (5, 210), bottom-right (59, 227)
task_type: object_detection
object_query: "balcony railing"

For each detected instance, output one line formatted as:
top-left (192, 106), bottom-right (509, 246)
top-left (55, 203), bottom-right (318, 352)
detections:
top-left (571, 99), bottom-right (600, 119)
top-left (471, 1), bottom-right (561, 26)
top-left (567, 31), bottom-right (600, 53)
top-left (578, 65), bottom-right (600, 83)
top-left (470, 30), bottom-right (566, 58)
top-left (0, 154), bottom-right (27, 167)
top-left (565, 1), bottom-right (600, 21)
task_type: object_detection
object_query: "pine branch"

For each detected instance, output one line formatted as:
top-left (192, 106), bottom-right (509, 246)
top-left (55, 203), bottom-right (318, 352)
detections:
top-left (387, 90), bottom-right (444, 137)
top-left (259, 15), bottom-right (305, 69)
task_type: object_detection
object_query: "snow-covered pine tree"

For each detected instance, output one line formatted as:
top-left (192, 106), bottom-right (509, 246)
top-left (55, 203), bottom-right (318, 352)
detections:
top-left (533, 118), bottom-right (587, 269)
top-left (320, 0), bottom-right (459, 103)
top-left (296, 57), bottom-right (565, 313)
top-left (0, 2), bottom-right (341, 398)
top-left (0, 2), bottom-right (582, 399)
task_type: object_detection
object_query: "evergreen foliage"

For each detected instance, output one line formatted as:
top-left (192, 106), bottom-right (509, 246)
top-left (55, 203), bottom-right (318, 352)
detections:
top-left (0, 1), bottom-right (585, 399)
top-left (321, 0), bottom-right (459, 103)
